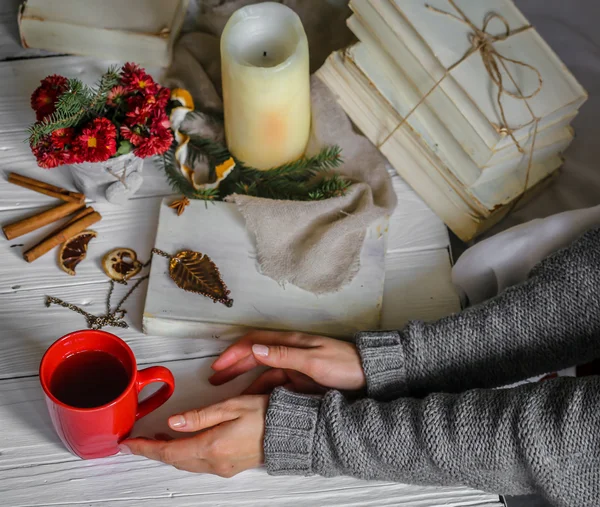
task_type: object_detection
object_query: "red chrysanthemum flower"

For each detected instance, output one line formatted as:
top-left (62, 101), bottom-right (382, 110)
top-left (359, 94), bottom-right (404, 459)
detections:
top-left (64, 144), bottom-right (86, 165)
top-left (150, 110), bottom-right (171, 131)
top-left (120, 125), bottom-right (146, 146)
top-left (107, 85), bottom-right (128, 106)
top-left (35, 149), bottom-right (64, 169)
top-left (134, 130), bottom-right (173, 158)
top-left (125, 106), bottom-right (152, 126)
top-left (124, 94), bottom-right (158, 125)
top-left (31, 89), bottom-right (56, 121)
top-left (42, 75), bottom-right (69, 90)
top-left (50, 128), bottom-right (76, 149)
top-left (121, 62), bottom-right (157, 95)
top-left (76, 118), bottom-right (118, 163)
top-left (31, 136), bottom-right (68, 169)
top-left (156, 86), bottom-right (171, 108)
top-left (30, 75), bottom-right (69, 121)
top-left (121, 62), bottom-right (141, 81)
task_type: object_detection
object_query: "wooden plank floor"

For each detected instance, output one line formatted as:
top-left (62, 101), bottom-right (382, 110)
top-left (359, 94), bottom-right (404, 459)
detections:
top-left (0, 5), bottom-right (502, 506)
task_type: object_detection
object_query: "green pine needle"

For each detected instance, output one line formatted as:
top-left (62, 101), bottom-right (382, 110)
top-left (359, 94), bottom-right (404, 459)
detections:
top-left (157, 111), bottom-right (348, 202)
top-left (156, 144), bottom-right (220, 201)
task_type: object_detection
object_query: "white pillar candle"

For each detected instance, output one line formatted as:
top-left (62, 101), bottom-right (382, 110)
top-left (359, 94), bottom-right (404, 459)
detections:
top-left (221, 2), bottom-right (311, 170)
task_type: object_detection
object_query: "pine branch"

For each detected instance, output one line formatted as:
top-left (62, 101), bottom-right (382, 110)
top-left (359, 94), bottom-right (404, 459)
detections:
top-left (158, 117), bottom-right (347, 202)
top-left (239, 145), bottom-right (343, 181)
top-left (155, 144), bottom-right (219, 201)
top-left (308, 174), bottom-right (352, 201)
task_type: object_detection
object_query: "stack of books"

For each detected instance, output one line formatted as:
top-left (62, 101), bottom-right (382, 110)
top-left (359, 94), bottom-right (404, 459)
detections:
top-left (317, 0), bottom-right (587, 241)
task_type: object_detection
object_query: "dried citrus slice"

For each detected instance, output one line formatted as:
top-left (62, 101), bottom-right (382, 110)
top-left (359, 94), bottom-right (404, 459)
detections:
top-left (58, 230), bottom-right (97, 276)
top-left (102, 248), bottom-right (142, 281)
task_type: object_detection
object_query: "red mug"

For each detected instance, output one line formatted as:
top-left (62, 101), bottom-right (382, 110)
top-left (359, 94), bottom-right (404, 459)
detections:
top-left (39, 330), bottom-right (175, 459)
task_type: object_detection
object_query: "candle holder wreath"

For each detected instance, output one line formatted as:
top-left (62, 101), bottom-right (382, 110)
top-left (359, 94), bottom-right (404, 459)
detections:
top-left (27, 63), bottom-right (173, 204)
top-left (158, 91), bottom-right (349, 210)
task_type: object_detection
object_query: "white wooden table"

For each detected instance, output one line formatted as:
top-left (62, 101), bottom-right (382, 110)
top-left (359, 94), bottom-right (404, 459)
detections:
top-left (0, 2), bottom-right (503, 505)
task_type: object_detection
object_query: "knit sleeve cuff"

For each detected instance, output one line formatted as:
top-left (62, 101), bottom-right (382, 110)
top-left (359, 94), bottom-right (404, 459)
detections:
top-left (356, 330), bottom-right (408, 400)
top-left (264, 387), bottom-right (322, 476)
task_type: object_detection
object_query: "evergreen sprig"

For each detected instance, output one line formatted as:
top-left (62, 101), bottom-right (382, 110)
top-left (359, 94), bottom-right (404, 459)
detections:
top-left (156, 125), bottom-right (349, 202)
top-left (28, 67), bottom-right (121, 146)
top-left (308, 174), bottom-right (352, 201)
top-left (157, 143), bottom-right (220, 201)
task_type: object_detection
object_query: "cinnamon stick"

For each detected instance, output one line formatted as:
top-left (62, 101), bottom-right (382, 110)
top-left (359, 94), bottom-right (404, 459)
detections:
top-left (24, 211), bottom-right (102, 263)
top-left (8, 173), bottom-right (85, 203)
top-left (62, 206), bottom-right (95, 228)
top-left (3, 200), bottom-right (85, 240)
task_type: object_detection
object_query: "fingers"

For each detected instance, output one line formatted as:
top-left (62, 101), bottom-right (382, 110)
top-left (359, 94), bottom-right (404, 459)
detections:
top-left (250, 343), bottom-right (314, 375)
top-left (211, 341), bottom-right (254, 372)
top-left (121, 437), bottom-right (256, 477)
top-left (120, 437), bottom-right (169, 462)
top-left (242, 369), bottom-right (289, 395)
top-left (122, 436), bottom-right (200, 464)
top-left (209, 354), bottom-right (259, 386)
top-left (168, 400), bottom-right (242, 433)
top-left (212, 331), bottom-right (318, 372)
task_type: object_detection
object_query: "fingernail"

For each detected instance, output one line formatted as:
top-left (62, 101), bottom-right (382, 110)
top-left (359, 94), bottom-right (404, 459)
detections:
top-left (169, 415), bottom-right (186, 428)
top-left (119, 444), bottom-right (131, 455)
top-left (252, 344), bottom-right (269, 357)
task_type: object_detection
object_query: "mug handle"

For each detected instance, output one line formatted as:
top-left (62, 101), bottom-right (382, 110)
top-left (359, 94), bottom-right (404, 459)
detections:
top-left (135, 366), bottom-right (176, 421)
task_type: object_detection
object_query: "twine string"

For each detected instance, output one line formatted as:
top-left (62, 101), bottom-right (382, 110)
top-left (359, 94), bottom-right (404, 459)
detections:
top-left (378, 0), bottom-right (543, 200)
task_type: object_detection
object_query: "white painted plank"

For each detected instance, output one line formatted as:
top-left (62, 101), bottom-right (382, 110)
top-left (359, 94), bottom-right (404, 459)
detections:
top-left (0, 248), bottom-right (459, 380)
top-left (70, 497), bottom-right (504, 507)
top-left (0, 357), bottom-right (257, 470)
top-left (381, 248), bottom-right (461, 330)
top-left (0, 282), bottom-right (238, 380)
top-left (0, 196), bottom-right (164, 293)
top-left (0, 357), bottom-right (501, 506)
top-left (387, 170), bottom-right (449, 252)
top-left (144, 200), bottom-right (386, 339)
top-left (0, 221), bottom-right (454, 380)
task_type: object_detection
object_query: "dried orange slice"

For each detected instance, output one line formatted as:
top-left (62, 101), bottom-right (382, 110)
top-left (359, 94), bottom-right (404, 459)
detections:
top-left (58, 230), bottom-right (97, 276)
top-left (102, 248), bottom-right (142, 281)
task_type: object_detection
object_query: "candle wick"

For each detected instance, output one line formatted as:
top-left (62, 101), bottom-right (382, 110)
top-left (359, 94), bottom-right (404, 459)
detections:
top-left (264, 51), bottom-right (267, 57)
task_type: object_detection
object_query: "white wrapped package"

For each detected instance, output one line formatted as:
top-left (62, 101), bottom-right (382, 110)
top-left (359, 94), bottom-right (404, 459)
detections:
top-left (452, 205), bottom-right (600, 305)
top-left (349, 0), bottom-right (587, 168)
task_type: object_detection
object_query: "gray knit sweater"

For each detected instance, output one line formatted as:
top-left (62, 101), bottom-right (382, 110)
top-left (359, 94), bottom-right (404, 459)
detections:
top-left (264, 227), bottom-right (600, 507)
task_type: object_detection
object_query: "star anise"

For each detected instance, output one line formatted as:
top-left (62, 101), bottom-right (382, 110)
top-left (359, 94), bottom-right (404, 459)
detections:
top-left (169, 197), bottom-right (190, 216)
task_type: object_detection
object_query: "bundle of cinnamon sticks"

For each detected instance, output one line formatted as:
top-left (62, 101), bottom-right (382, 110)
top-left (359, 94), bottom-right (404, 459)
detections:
top-left (2, 173), bottom-right (102, 263)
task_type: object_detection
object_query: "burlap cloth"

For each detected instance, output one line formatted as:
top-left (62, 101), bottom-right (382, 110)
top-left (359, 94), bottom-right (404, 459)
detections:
top-left (163, 0), bottom-right (397, 294)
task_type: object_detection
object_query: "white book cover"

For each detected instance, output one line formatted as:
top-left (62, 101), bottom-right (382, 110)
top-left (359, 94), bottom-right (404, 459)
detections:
top-left (143, 200), bottom-right (387, 339)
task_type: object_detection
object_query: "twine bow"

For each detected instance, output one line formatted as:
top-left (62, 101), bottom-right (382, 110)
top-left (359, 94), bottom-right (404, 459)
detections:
top-left (381, 0), bottom-right (544, 199)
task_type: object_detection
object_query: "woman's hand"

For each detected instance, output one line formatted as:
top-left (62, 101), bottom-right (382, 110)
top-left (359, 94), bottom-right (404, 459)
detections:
top-left (209, 331), bottom-right (366, 394)
top-left (120, 395), bottom-right (267, 477)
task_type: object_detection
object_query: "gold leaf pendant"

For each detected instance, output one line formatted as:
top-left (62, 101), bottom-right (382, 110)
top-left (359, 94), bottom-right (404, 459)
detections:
top-left (153, 248), bottom-right (233, 307)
